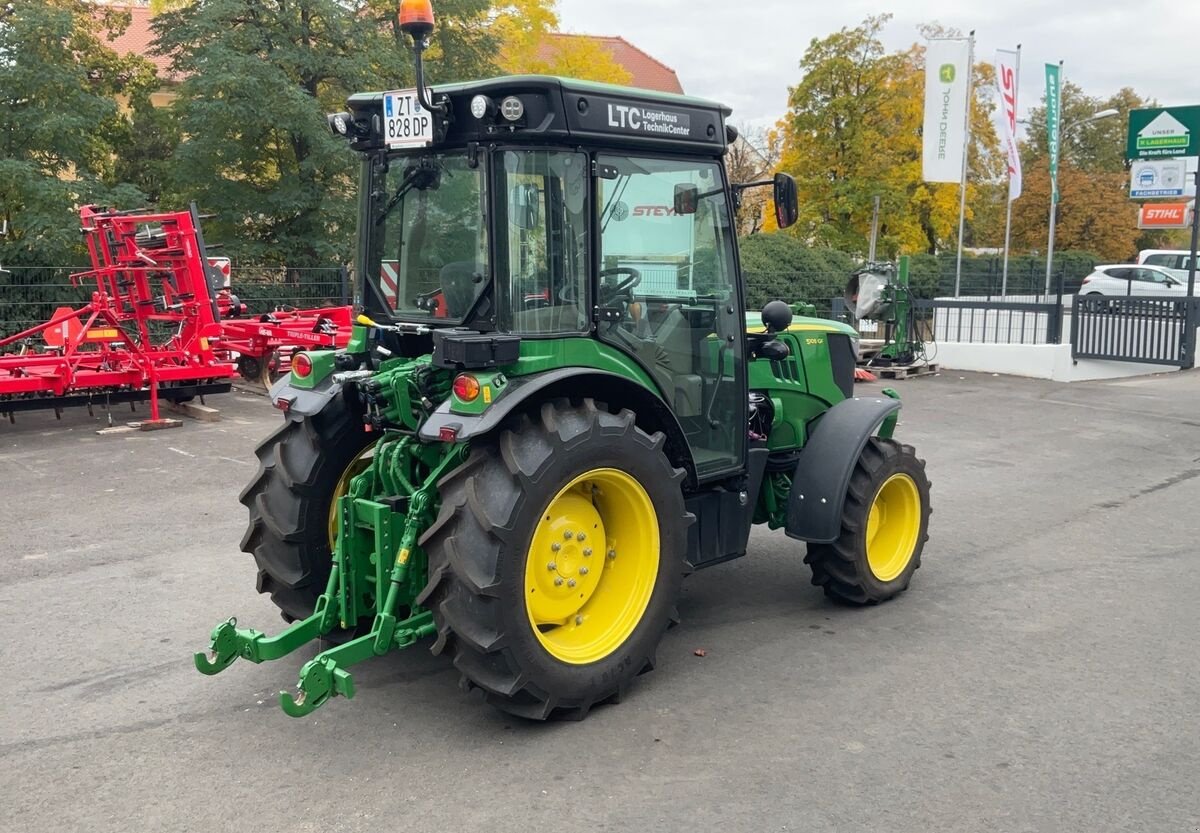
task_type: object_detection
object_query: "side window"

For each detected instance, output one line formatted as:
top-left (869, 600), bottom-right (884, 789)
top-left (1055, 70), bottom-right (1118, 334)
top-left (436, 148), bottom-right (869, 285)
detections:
top-left (1136, 268), bottom-right (1165, 284)
top-left (1104, 268), bottom-right (1131, 280)
top-left (1144, 254), bottom-right (1169, 267)
top-left (499, 150), bottom-right (589, 334)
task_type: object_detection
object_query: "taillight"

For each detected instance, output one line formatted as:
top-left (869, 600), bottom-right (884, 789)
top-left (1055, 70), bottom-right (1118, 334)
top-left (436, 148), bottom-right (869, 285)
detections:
top-left (292, 352), bottom-right (313, 378)
top-left (452, 373), bottom-right (480, 402)
top-left (1081, 275), bottom-right (1092, 284)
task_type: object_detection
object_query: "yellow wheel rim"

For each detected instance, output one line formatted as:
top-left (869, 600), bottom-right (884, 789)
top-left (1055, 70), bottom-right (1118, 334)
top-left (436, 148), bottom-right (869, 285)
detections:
top-left (865, 473), bottom-right (921, 582)
top-left (524, 468), bottom-right (659, 665)
top-left (327, 448), bottom-right (375, 549)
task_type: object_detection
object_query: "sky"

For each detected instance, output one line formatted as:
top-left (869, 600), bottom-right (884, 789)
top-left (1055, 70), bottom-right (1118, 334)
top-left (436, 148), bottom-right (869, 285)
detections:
top-left (556, 0), bottom-right (1200, 130)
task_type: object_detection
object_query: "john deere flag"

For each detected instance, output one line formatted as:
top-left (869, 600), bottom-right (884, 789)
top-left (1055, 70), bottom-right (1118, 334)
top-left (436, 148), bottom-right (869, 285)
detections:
top-left (922, 39), bottom-right (971, 183)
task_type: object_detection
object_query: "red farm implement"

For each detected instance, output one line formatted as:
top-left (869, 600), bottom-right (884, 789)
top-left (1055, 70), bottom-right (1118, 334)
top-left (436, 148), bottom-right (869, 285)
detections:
top-left (216, 305), bottom-right (354, 386)
top-left (0, 205), bottom-right (356, 422)
top-left (0, 205), bottom-right (236, 423)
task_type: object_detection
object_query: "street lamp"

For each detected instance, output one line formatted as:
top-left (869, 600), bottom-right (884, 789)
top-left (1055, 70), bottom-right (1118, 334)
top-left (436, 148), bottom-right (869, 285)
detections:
top-left (1045, 108), bottom-right (1120, 294)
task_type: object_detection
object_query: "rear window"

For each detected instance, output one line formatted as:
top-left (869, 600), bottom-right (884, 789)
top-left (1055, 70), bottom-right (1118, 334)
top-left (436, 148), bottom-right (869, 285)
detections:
top-left (1143, 254), bottom-right (1177, 268)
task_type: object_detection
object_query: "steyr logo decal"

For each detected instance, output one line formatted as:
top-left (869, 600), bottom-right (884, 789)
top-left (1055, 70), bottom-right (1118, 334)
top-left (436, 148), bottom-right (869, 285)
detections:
top-left (939, 64), bottom-right (956, 83)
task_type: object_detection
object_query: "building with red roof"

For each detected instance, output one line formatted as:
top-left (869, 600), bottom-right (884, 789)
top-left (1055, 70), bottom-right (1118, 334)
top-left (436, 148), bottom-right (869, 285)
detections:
top-left (536, 33), bottom-right (684, 94)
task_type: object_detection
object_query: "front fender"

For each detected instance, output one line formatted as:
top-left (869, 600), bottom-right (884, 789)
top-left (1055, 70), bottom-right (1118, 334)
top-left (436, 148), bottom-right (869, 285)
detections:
top-left (784, 395), bottom-right (902, 544)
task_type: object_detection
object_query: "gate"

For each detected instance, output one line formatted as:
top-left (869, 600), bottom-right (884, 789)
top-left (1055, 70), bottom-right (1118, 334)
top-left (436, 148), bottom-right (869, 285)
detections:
top-left (1071, 295), bottom-right (1198, 368)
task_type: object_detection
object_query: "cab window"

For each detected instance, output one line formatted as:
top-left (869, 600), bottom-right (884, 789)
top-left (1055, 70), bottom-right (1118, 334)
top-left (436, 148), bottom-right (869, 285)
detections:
top-left (498, 150), bottom-right (590, 334)
top-left (372, 153), bottom-right (488, 321)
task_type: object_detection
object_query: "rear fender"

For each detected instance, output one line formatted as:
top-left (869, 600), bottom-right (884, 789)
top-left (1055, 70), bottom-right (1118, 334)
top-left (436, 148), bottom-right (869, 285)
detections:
top-left (784, 395), bottom-right (902, 544)
top-left (269, 375), bottom-right (342, 418)
top-left (419, 368), bottom-right (698, 488)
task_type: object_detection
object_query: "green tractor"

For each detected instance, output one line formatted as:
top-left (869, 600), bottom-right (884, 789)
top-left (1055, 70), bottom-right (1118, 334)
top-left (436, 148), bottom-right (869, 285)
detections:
top-left (195, 2), bottom-right (931, 720)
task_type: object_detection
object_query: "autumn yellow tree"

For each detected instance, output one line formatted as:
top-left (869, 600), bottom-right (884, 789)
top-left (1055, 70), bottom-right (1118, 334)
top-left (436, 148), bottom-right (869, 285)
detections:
top-left (1009, 164), bottom-right (1140, 262)
top-left (492, 0), bottom-right (631, 85)
top-left (775, 16), bottom-right (1001, 257)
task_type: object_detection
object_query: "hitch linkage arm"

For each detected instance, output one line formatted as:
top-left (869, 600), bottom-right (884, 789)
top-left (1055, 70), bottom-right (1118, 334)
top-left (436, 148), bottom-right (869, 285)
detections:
top-left (193, 570), bottom-right (341, 675)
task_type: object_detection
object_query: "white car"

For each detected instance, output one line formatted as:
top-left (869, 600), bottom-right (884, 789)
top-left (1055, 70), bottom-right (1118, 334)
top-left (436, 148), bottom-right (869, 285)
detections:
top-left (1137, 249), bottom-right (1194, 283)
top-left (1078, 264), bottom-right (1194, 297)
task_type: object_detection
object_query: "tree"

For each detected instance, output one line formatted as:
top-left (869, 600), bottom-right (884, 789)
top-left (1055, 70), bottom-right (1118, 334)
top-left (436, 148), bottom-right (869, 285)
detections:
top-left (1024, 82), bottom-right (1152, 174)
top-left (775, 17), bottom-right (1000, 258)
top-left (152, 0), bottom-right (497, 266)
top-left (726, 125), bottom-right (779, 236)
top-left (1009, 163), bottom-right (1139, 262)
top-left (492, 0), bottom-right (631, 84)
top-left (1019, 82), bottom-right (1178, 254)
top-left (0, 0), bottom-right (152, 265)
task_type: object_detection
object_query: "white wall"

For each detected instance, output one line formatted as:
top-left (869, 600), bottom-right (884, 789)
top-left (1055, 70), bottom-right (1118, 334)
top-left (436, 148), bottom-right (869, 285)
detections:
top-left (928, 338), bottom-right (1194, 382)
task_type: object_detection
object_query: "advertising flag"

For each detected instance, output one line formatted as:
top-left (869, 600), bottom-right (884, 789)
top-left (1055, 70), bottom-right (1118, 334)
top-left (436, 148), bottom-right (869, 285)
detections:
top-left (922, 39), bottom-right (972, 183)
top-left (995, 49), bottom-right (1022, 201)
top-left (1045, 62), bottom-right (1062, 204)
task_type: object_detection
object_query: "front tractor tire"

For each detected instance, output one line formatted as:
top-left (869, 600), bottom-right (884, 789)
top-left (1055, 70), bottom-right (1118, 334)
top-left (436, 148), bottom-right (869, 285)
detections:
top-left (804, 438), bottom-right (931, 604)
top-left (239, 394), bottom-right (375, 622)
top-left (419, 399), bottom-right (690, 720)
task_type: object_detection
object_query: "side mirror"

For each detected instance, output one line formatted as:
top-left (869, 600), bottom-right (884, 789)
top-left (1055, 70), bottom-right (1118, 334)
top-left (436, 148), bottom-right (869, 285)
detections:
top-left (509, 183), bottom-right (540, 230)
top-left (673, 183), bottom-right (699, 216)
top-left (773, 173), bottom-right (798, 229)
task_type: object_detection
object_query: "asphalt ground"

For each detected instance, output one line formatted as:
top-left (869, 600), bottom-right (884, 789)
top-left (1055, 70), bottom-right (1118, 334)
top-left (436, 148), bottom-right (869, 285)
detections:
top-left (2, 370), bottom-right (1198, 833)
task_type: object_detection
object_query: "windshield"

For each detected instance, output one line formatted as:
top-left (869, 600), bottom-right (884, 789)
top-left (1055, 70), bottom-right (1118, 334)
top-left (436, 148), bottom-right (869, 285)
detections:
top-left (370, 153), bottom-right (488, 321)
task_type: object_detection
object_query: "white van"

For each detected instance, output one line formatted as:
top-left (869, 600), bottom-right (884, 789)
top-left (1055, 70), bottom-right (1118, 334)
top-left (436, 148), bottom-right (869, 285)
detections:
top-left (1137, 250), bottom-right (1195, 282)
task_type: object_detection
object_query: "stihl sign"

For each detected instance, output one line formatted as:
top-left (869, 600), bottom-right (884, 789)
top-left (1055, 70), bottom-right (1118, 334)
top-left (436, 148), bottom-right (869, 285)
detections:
top-left (1138, 203), bottom-right (1192, 229)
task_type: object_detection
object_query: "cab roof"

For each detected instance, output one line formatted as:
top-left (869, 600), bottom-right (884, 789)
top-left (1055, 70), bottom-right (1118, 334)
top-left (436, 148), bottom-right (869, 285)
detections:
top-left (345, 75), bottom-right (733, 155)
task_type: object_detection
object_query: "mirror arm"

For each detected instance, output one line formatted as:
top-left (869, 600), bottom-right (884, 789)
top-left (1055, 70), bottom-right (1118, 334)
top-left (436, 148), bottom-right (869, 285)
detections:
top-left (410, 36), bottom-right (448, 117)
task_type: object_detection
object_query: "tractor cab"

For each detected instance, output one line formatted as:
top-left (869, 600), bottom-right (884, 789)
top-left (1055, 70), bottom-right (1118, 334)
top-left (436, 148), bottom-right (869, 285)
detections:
top-left (330, 70), bottom-right (798, 480)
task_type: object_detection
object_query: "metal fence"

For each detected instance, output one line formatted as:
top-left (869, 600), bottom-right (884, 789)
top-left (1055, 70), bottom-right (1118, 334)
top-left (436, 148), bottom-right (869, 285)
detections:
top-left (0, 266), bottom-right (348, 339)
top-left (1071, 295), bottom-right (1199, 368)
top-left (917, 299), bottom-right (1064, 345)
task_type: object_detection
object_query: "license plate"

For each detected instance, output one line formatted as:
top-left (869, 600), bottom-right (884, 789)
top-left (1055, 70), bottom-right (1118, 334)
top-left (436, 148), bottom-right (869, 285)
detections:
top-left (383, 90), bottom-right (433, 148)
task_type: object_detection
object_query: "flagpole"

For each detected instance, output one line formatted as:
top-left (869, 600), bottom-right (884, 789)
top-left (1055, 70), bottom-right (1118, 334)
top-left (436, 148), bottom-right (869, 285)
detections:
top-left (1045, 60), bottom-right (1064, 297)
top-left (953, 31), bottom-right (975, 297)
top-left (1000, 44), bottom-right (1021, 298)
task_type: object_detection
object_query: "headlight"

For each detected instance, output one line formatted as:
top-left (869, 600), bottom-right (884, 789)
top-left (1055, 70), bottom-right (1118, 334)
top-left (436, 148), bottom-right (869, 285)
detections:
top-left (470, 95), bottom-right (494, 120)
top-left (500, 96), bottom-right (524, 122)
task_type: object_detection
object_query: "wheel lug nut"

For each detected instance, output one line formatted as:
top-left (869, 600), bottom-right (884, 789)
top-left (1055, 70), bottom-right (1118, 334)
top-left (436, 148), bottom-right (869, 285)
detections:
top-left (564, 530), bottom-right (574, 540)
top-left (579, 566), bottom-right (589, 576)
top-left (575, 615), bottom-right (583, 625)
top-left (607, 549), bottom-right (616, 559)
top-left (554, 577), bottom-right (564, 586)
top-left (551, 542), bottom-right (561, 552)
top-left (547, 562), bottom-right (557, 571)
top-left (577, 532), bottom-right (587, 542)
top-left (583, 548), bottom-right (592, 557)
top-left (567, 579), bottom-right (577, 588)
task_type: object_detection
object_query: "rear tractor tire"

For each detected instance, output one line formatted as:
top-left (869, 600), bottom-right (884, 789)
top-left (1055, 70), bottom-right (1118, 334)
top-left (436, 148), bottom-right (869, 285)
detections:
top-left (239, 394), bottom-right (375, 622)
top-left (805, 438), bottom-right (931, 604)
top-left (419, 398), bottom-right (690, 720)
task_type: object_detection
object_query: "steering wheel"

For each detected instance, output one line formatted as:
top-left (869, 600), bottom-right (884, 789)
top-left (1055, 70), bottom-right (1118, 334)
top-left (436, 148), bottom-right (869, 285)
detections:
top-left (598, 267), bottom-right (641, 304)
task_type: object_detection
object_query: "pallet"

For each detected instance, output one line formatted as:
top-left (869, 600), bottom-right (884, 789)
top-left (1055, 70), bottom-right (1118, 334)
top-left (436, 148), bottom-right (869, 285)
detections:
top-left (873, 362), bottom-right (939, 380)
top-left (857, 338), bottom-right (885, 365)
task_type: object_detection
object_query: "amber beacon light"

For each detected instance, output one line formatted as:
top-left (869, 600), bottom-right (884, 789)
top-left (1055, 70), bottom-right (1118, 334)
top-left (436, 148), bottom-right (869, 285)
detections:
top-left (398, 0), bottom-right (435, 38)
